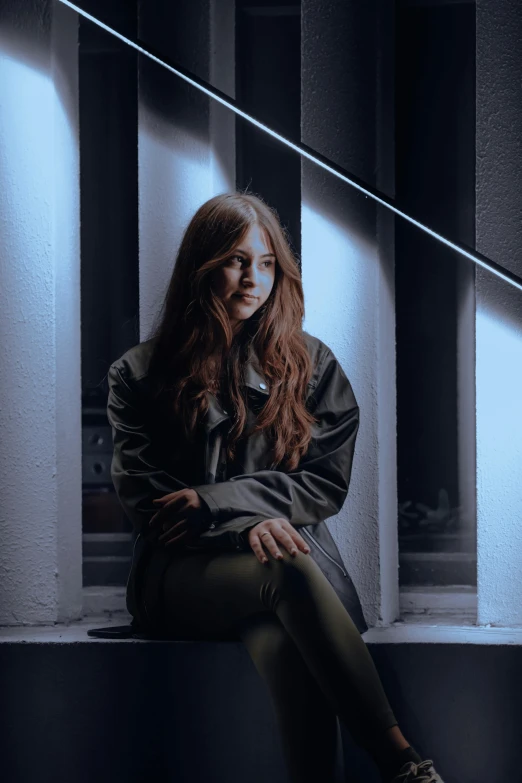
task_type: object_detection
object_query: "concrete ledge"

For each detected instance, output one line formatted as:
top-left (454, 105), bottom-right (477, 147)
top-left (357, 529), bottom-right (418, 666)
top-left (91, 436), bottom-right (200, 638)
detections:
top-left (1, 614), bottom-right (522, 645)
top-left (0, 616), bottom-right (137, 643)
top-left (365, 617), bottom-right (522, 645)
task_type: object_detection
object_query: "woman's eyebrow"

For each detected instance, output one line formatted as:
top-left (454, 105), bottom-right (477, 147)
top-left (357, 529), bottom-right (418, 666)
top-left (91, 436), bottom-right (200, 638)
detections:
top-left (234, 248), bottom-right (276, 258)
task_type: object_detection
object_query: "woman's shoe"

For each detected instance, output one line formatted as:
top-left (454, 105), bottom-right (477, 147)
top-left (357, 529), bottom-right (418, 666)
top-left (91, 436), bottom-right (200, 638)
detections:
top-left (390, 758), bottom-right (445, 782)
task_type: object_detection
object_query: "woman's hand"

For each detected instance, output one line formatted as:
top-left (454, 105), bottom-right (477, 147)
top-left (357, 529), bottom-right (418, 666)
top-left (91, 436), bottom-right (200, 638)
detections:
top-left (247, 518), bottom-right (311, 564)
top-left (148, 489), bottom-right (211, 548)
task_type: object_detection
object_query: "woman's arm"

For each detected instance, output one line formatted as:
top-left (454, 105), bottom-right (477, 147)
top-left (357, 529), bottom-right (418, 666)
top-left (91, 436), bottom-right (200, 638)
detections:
top-left (107, 347), bottom-right (359, 540)
top-left (107, 364), bottom-right (212, 535)
top-left (192, 348), bottom-right (360, 531)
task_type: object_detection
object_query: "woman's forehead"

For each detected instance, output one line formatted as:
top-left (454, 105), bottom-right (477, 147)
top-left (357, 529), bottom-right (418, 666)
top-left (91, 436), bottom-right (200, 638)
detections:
top-left (232, 223), bottom-right (274, 253)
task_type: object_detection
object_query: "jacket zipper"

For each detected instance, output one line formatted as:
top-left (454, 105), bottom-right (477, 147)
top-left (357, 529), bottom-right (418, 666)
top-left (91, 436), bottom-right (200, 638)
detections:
top-left (301, 526), bottom-right (348, 578)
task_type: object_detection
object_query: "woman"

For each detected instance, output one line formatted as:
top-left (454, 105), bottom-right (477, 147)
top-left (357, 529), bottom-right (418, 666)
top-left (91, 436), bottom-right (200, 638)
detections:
top-left (107, 192), bottom-right (445, 783)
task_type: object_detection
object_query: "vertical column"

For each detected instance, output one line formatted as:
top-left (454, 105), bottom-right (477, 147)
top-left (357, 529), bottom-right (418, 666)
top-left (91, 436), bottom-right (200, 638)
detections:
top-left (0, 0), bottom-right (82, 624)
top-left (209, 0), bottom-right (236, 194)
top-left (375, 0), bottom-right (399, 625)
top-left (476, 0), bottom-right (522, 626)
top-left (301, 0), bottom-right (398, 626)
top-left (138, 0), bottom-right (213, 341)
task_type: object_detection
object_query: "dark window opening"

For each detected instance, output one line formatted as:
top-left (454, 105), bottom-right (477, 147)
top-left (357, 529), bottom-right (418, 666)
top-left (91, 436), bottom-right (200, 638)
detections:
top-left (395, 1), bottom-right (476, 588)
top-left (79, 6), bottom-right (139, 587)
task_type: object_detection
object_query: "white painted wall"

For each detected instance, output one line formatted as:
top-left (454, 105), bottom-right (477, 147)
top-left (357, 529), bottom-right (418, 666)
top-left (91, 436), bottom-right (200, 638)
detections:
top-left (374, 0), bottom-right (400, 629)
top-left (0, 0), bottom-right (82, 625)
top-left (476, 0), bottom-right (522, 628)
top-left (301, 0), bottom-right (398, 628)
top-left (209, 0), bottom-right (236, 195)
top-left (138, 0), bottom-right (236, 343)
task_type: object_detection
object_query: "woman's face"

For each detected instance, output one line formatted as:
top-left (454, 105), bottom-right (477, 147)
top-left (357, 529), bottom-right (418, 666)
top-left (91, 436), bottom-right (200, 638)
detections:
top-left (211, 222), bottom-right (277, 334)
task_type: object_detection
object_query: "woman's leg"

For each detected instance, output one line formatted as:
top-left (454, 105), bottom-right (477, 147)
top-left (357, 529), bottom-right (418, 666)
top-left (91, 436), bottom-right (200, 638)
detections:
top-left (238, 611), bottom-right (341, 783)
top-left (152, 546), bottom-right (401, 778)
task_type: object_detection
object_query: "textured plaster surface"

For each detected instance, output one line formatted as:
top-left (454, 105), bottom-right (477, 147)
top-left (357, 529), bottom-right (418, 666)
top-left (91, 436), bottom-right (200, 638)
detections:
top-left (137, 1), bottom-right (231, 342)
top-left (138, 0), bottom-right (236, 343)
top-left (476, 0), bottom-right (522, 626)
top-left (301, 0), bottom-right (397, 628)
top-left (0, 0), bottom-right (83, 624)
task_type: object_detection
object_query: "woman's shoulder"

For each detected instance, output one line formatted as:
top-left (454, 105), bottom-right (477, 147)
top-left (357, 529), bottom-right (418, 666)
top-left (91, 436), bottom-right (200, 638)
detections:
top-left (301, 331), bottom-right (354, 393)
top-left (109, 332), bottom-right (333, 388)
top-left (109, 338), bottom-right (156, 384)
top-left (302, 330), bottom-right (333, 369)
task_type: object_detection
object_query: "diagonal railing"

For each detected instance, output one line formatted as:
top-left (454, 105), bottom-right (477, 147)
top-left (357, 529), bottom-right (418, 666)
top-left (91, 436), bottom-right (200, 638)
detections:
top-left (60, 0), bottom-right (522, 294)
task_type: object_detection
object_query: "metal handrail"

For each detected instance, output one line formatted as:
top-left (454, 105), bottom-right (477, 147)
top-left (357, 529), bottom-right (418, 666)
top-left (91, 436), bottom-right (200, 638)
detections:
top-left (59, 0), bottom-right (522, 293)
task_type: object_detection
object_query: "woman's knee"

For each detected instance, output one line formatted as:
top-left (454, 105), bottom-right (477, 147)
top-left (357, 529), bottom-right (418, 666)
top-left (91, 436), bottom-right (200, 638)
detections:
top-left (268, 547), bottom-right (319, 594)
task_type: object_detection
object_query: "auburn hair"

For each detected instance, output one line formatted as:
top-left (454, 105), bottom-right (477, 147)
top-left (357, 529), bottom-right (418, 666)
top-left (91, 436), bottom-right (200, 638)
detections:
top-left (145, 191), bottom-right (319, 472)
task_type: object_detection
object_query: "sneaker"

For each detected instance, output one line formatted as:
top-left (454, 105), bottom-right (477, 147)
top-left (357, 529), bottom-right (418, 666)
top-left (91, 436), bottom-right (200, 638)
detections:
top-left (390, 759), bottom-right (445, 782)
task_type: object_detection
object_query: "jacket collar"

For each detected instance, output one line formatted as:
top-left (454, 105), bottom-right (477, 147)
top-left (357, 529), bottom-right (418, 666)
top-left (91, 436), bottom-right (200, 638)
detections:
top-left (204, 340), bottom-right (270, 433)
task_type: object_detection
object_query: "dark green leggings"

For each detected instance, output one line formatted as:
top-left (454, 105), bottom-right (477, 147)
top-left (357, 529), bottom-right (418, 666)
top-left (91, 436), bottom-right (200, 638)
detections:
top-left (141, 545), bottom-right (398, 783)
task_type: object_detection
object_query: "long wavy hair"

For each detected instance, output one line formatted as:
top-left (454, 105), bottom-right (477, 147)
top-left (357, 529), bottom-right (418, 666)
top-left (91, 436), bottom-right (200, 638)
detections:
top-left (145, 191), bottom-right (319, 472)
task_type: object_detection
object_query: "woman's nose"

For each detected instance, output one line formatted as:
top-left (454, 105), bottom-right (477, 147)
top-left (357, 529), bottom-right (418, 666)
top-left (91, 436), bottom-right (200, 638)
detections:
top-left (242, 265), bottom-right (261, 285)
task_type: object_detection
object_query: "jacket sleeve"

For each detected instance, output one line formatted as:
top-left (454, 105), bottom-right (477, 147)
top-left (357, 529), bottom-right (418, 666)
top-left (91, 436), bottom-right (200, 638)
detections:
top-left (192, 348), bottom-right (360, 531)
top-left (106, 364), bottom-right (213, 536)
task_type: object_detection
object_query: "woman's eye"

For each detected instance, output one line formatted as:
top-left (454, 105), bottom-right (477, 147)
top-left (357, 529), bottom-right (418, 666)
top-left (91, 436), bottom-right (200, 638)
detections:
top-left (230, 256), bottom-right (273, 268)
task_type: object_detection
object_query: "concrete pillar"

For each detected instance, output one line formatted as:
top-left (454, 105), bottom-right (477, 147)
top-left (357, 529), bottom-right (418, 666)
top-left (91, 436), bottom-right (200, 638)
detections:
top-left (209, 0), bottom-right (236, 195)
top-left (301, 0), bottom-right (398, 627)
top-left (0, 0), bottom-right (83, 624)
top-left (476, 0), bottom-right (522, 626)
top-left (138, 0), bottom-right (235, 341)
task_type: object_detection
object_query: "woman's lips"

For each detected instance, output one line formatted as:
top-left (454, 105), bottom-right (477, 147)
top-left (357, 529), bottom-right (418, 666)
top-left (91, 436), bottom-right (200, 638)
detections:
top-left (235, 294), bottom-right (257, 301)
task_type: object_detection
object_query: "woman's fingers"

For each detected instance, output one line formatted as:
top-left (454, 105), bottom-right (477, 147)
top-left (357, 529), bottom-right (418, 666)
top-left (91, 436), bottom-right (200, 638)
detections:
top-left (276, 520), bottom-right (310, 554)
top-left (158, 518), bottom-right (188, 542)
top-left (150, 495), bottom-right (184, 527)
top-left (163, 528), bottom-right (188, 548)
top-left (150, 490), bottom-right (203, 528)
top-left (149, 505), bottom-right (172, 527)
top-left (152, 493), bottom-right (177, 504)
top-left (273, 529), bottom-right (300, 556)
top-left (262, 532), bottom-right (284, 560)
top-left (270, 520), bottom-right (310, 556)
top-left (249, 535), bottom-right (270, 564)
top-left (288, 529), bottom-right (311, 554)
top-left (253, 531), bottom-right (290, 562)
top-left (247, 519), bottom-right (312, 564)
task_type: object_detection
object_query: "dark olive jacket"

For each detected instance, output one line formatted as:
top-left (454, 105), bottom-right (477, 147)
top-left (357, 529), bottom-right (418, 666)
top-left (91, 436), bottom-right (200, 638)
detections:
top-left (106, 330), bottom-right (369, 636)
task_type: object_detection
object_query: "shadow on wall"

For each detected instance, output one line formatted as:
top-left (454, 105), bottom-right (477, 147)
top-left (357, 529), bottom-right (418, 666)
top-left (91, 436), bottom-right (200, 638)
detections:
top-left (0, 1), bottom-right (52, 75)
